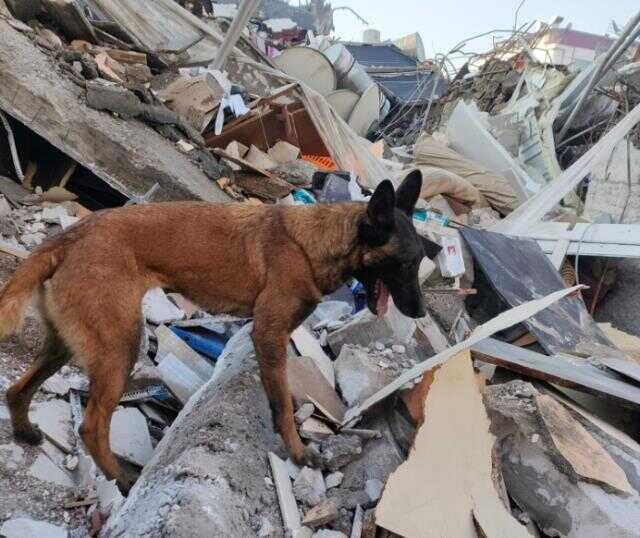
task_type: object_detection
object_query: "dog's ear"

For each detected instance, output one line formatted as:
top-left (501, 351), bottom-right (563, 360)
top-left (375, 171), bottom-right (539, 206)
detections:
top-left (360, 180), bottom-right (395, 246)
top-left (367, 180), bottom-right (396, 229)
top-left (396, 170), bottom-right (422, 215)
top-left (421, 237), bottom-right (442, 260)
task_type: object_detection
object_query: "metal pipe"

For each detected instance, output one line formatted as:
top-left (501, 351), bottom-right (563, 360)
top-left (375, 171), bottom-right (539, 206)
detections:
top-left (557, 10), bottom-right (640, 142)
top-left (210, 0), bottom-right (260, 72)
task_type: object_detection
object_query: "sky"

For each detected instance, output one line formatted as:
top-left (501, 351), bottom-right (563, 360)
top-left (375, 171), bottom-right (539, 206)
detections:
top-left (328, 0), bottom-right (639, 59)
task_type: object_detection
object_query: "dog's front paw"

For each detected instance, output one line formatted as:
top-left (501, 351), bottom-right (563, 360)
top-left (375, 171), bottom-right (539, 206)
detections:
top-left (299, 443), bottom-right (322, 468)
top-left (14, 423), bottom-right (44, 445)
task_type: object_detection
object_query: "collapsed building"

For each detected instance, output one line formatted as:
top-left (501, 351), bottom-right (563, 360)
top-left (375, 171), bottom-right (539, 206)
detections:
top-left (2, 1), bottom-right (640, 537)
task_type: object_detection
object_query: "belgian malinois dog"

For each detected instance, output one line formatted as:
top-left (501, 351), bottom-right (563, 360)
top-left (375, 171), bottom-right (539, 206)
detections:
top-left (1, 171), bottom-right (440, 492)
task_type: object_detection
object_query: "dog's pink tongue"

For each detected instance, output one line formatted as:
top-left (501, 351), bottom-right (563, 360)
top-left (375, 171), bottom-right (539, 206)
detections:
top-left (376, 280), bottom-right (389, 317)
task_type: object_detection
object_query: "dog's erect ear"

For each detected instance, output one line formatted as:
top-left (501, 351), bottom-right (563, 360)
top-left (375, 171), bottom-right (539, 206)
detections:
top-left (421, 237), bottom-right (442, 260)
top-left (396, 170), bottom-right (422, 215)
top-left (359, 180), bottom-right (395, 246)
top-left (367, 180), bottom-right (396, 229)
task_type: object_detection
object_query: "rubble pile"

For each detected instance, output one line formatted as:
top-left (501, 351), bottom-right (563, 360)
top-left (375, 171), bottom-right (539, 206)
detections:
top-left (2, 1), bottom-right (640, 537)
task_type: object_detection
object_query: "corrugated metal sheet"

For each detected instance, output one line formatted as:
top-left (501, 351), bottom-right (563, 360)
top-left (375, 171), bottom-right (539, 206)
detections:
top-left (374, 72), bottom-right (447, 104)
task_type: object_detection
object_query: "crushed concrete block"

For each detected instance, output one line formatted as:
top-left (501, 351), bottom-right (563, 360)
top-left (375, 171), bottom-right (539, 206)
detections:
top-left (328, 508), bottom-right (353, 535)
top-left (364, 479), bottom-right (383, 502)
top-left (327, 488), bottom-right (371, 510)
top-left (28, 453), bottom-right (75, 488)
top-left (0, 443), bottom-right (24, 471)
top-left (320, 435), bottom-right (362, 472)
top-left (294, 467), bottom-right (327, 506)
top-left (143, 287), bottom-right (185, 324)
top-left (109, 407), bottom-right (154, 467)
top-left (334, 345), bottom-right (396, 408)
top-left (325, 472), bottom-right (343, 489)
top-left (245, 145), bottom-right (278, 170)
top-left (326, 311), bottom-right (395, 355)
top-left (312, 530), bottom-right (347, 538)
top-left (31, 399), bottom-right (73, 452)
top-left (300, 418), bottom-right (333, 441)
top-left (295, 403), bottom-right (315, 425)
top-left (0, 517), bottom-right (67, 538)
top-left (302, 498), bottom-right (340, 528)
top-left (41, 373), bottom-right (71, 396)
top-left (41, 205), bottom-right (69, 224)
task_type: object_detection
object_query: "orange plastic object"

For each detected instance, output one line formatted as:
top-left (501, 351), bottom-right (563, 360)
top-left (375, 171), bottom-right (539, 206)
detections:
top-left (301, 154), bottom-right (337, 172)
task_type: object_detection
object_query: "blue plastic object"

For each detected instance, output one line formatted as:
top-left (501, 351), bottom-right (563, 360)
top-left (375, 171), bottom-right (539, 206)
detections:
top-left (170, 326), bottom-right (227, 362)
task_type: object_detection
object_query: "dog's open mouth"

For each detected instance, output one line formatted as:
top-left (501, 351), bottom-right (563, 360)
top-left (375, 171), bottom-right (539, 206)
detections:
top-left (372, 279), bottom-right (389, 317)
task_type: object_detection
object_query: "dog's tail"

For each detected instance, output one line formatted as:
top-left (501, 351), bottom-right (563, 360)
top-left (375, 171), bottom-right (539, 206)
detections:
top-left (0, 235), bottom-right (68, 340)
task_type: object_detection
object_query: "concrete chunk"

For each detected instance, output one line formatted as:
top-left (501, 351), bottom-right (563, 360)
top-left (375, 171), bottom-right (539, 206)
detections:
top-left (28, 453), bottom-right (75, 488)
top-left (0, 518), bottom-right (67, 538)
top-left (302, 498), bottom-right (340, 528)
top-left (325, 472), bottom-right (343, 489)
top-left (143, 288), bottom-right (185, 324)
top-left (31, 399), bottom-right (73, 453)
top-left (334, 345), bottom-right (396, 408)
top-left (320, 435), bottom-right (362, 472)
top-left (300, 418), bottom-right (333, 441)
top-left (109, 407), bottom-right (154, 467)
top-left (295, 403), bottom-right (316, 425)
top-left (294, 467), bottom-right (327, 506)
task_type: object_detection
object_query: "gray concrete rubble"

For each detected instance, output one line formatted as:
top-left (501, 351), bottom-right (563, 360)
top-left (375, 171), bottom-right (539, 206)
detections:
top-left (485, 381), bottom-right (640, 537)
top-left (100, 325), bottom-right (285, 537)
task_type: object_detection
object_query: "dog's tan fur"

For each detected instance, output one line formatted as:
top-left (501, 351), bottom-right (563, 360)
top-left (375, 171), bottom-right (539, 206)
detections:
top-left (2, 200), bottom-right (393, 490)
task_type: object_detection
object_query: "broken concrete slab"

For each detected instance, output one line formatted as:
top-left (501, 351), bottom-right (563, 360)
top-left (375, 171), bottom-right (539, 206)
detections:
top-left (485, 381), bottom-right (640, 537)
top-left (102, 324), bottom-right (285, 537)
top-left (321, 435), bottom-right (362, 472)
top-left (334, 345), bottom-right (396, 408)
top-left (28, 453), bottom-right (75, 488)
top-left (109, 407), bottom-right (154, 467)
top-left (295, 403), bottom-right (315, 425)
top-left (0, 20), bottom-right (230, 203)
top-left (0, 517), bottom-right (67, 538)
top-left (31, 399), bottom-right (73, 453)
top-left (325, 472), bottom-right (343, 489)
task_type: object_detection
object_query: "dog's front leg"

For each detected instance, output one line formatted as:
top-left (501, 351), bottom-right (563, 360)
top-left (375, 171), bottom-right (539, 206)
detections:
top-left (252, 294), bottom-right (319, 467)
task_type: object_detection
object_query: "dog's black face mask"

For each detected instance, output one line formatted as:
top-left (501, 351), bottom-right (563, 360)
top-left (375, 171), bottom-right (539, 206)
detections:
top-left (354, 170), bottom-right (442, 319)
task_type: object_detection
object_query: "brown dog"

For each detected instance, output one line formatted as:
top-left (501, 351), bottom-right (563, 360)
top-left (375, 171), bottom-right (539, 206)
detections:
top-left (2, 171), bottom-right (439, 492)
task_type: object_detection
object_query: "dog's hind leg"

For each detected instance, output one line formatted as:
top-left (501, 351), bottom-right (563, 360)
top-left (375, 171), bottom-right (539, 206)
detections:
top-left (7, 321), bottom-right (71, 445)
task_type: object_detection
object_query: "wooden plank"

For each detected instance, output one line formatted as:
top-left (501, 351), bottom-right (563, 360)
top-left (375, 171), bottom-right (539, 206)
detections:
top-left (461, 228), bottom-right (617, 356)
top-left (535, 393), bottom-right (634, 494)
top-left (376, 351), bottom-right (530, 538)
top-left (472, 338), bottom-right (640, 409)
top-left (268, 452), bottom-right (302, 535)
top-left (291, 326), bottom-right (334, 388)
top-left (342, 285), bottom-right (585, 426)
top-left (599, 323), bottom-right (640, 363)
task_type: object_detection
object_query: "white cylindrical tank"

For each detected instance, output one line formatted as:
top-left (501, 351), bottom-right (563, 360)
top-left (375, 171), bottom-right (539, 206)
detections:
top-left (363, 28), bottom-right (381, 44)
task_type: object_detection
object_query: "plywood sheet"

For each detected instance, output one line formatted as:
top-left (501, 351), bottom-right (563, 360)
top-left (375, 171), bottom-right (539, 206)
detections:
top-left (376, 351), bottom-right (529, 538)
top-left (535, 393), bottom-right (633, 494)
top-left (461, 228), bottom-right (617, 356)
